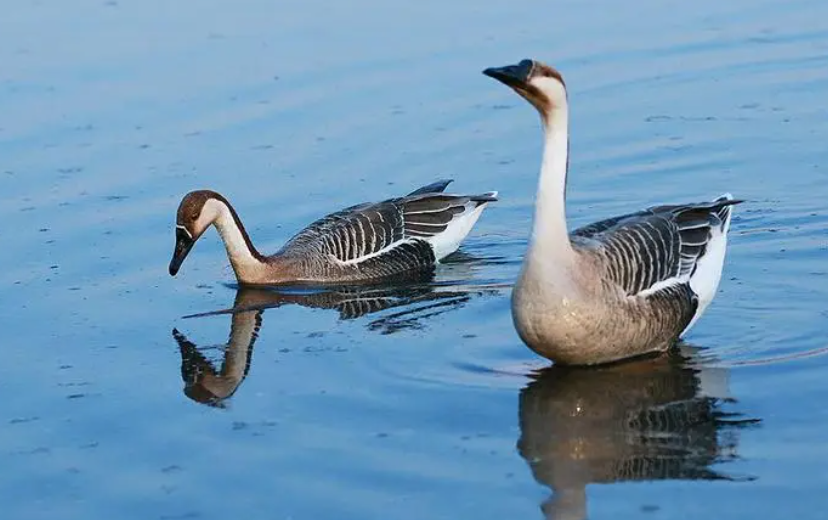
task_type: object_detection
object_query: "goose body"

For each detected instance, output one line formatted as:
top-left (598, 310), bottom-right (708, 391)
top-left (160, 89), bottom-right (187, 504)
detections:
top-left (484, 59), bottom-right (740, 365)
top-left (169, 180), bottom-right (497, 285)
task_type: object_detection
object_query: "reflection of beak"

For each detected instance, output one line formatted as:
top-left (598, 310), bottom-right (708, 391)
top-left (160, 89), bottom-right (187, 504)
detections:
top-left (482, 59), bottom-right (534, 88)
top-left (169, 227), bottom-right (195, 276)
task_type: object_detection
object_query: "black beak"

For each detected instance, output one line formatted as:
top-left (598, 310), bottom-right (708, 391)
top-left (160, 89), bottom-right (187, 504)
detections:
top-left (482, 59), bottom-right (534, 88)
top-left (169, 227), bottom-right (195, 276)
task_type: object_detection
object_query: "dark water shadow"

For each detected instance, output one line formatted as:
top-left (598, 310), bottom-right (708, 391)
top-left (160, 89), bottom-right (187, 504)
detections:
top-left (173, 277), bottom-right (504, 407)
top-left (517, 345), bottom-right (760, 520)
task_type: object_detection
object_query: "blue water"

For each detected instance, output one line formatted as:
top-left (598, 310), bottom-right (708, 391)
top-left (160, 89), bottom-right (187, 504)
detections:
top-left (2, 0), bottom-right (828, 518)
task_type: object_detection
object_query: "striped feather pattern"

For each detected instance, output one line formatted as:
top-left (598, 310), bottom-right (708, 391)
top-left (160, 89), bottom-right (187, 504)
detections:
top-left (573, 197), bottom-right (741, 297)
top-left (404, 195), bottom-right (484, 238)
top-left (280, 202), bottom-right (405, 263)
top-left (344, 240), bottom-right (436, 278)
top-left (276, 180), bottom-right (496, 276)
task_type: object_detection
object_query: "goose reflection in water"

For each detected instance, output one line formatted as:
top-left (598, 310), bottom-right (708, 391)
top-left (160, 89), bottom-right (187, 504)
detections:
top-left (173, 275), bottom-right (503, 407)
top-left (517, 346), bottom-right (760, 520)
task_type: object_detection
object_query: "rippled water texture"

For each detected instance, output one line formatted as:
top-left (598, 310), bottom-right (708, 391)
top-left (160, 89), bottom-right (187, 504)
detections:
top-left (2, 0), bottom-right (828, 518)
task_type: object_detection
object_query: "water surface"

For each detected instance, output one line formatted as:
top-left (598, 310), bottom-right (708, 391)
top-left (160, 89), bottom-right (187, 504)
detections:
top-left (2, 0), bottom-right (828, 518)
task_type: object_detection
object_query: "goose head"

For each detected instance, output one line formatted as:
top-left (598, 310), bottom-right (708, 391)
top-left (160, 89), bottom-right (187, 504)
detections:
top-left (169, 190), bottom-right (224, 276)
top-left (483, 59), bottom-right (567, 119)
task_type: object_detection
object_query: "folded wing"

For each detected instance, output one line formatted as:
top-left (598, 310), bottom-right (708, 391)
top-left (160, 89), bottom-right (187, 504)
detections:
top-left (280, 180), bottom-right (497, 268)
top-left (572, 195), bottom-right (741, 298)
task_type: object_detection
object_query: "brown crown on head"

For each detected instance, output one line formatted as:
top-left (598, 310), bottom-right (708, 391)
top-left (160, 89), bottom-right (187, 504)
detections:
top-left (176, 190), bottom-right (220, 231)
top-left (530, 61), bottom-right (565, 88)
top-left (483, 59), bottom-right (566, 114)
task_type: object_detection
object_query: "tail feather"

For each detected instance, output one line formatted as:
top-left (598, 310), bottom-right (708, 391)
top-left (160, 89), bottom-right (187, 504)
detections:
top-left (680, 193), bottom-right (740, 336)
top-left (711, 193), bottom-right (741, 231)
top-left (407, 179), bottom-right (453, 196)
top-left (470, 191), bottom-right (499, 204)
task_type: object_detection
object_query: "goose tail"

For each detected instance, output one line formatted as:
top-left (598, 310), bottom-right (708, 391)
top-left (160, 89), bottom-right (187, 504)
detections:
top-left (711, 193), bottom-right (741, 232)
top-left (682, 193), bottom-right (741, 335)
top-left (470, 191), bottom-right (499, 204)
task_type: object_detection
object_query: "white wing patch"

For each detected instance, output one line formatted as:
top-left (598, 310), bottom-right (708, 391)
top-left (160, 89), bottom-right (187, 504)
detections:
top-left (333, 237), bottom-right (417, 266)
top-left (630, 194), bottom-right (735, 319)
top-left (635, 275), bottom-right (687, 298)
top-left (426, 200), bottom-right (493, 261)
top-left (682, 196), bottom-right (734, 334)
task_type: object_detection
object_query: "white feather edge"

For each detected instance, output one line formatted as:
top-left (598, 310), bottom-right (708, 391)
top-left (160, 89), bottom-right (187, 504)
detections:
top-left (635, 275), bottom-right (687, 298)
top-left (631, 194), bottom-right (734, 335)
top-left (428, 198), bottom-right (494, 261)
top-left (332, 237), bottom-right (414, 266)
top-left (682, 194), bottom-right (734, 335)
top-left (331, 195), bottom-right (496, 267)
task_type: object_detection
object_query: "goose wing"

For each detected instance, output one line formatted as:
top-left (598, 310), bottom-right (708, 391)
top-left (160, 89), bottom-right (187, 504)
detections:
top-left (572, 195), bottom-right (741, 297)
top-left (279, 199), bottom-right (406, 263)
top-left (401, 192), bottom-right (497, 239)
top-left (279, 181), bottom-right (496, 268)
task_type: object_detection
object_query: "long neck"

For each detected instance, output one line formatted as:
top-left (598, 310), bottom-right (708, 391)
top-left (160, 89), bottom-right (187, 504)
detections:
top-left (529, 105), bottom-right (574, 262)
top-left (207, 199), bottom-right (267, 280)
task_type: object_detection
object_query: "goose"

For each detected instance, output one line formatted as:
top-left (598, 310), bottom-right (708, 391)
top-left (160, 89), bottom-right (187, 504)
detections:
top-left (169, 180), bottom-right (497, 285)
top-left (483, 59), bottom-right (741, 365)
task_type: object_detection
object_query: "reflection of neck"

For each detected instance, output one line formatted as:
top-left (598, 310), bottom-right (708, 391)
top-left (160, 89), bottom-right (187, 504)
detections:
top-left (178, 307), bottom-right (260, 404)
top-left (217, 309), bottom-right (259, 390)
top-left (528, 105), bottom-right (574, 265)
top-left (207, 199), bottom-right (265, 280)
top-left (542, 487), bottom-right (586, 520)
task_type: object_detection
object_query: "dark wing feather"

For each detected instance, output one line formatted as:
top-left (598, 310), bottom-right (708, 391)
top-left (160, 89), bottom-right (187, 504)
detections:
top-left (402, 193), bottom-right (497, 238)
top-left (571, 211), bottom-right (643, 239)
top-left (406, 179), bottom-right (453, 196)
top-left (341, 239), bottom-right (436, 279)
top-left (573, 197), bottom-right (741, 296)
top-left (279, 200), bottom-right (405, 262)
top-left (280, 183), bottom-right (497, 265)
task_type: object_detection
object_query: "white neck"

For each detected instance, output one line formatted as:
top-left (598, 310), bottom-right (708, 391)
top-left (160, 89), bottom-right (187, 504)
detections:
top-left (201, 199), bottom-right (264, 278)
top-left (528, 105), bottom-right (574, 263)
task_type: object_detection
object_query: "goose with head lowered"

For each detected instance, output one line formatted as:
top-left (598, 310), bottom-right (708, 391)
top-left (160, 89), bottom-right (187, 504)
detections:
top-left (483, 59), bottom-right (741, 366)
top-left (169, 180), bottom-right (497, 285)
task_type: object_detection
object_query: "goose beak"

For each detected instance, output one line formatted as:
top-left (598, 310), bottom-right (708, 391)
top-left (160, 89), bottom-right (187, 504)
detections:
top-left (482, 59), bottom-right (534, 88)
top-left (169, 227), bottom-right (195, 276)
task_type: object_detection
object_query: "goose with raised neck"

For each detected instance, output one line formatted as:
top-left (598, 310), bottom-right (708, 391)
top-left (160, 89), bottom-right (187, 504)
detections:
top-left (169, 180), bottom-right (497, 286)
top-left (483, 59), bottom-right (741, 365)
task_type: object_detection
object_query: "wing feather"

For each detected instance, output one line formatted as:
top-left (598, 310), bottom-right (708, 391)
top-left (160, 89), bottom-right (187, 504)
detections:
top-left (402, 194), bottom-right (495, 239)
top-left (279, 182), bottom-right (497, 267)
top-left (573, 197), bottom-right (742, 297)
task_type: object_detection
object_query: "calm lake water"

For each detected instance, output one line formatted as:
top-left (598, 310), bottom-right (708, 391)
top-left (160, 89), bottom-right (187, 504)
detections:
top-left (2, 0), bottom-right (828, 518)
